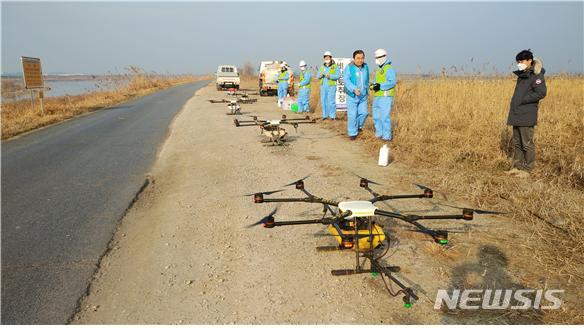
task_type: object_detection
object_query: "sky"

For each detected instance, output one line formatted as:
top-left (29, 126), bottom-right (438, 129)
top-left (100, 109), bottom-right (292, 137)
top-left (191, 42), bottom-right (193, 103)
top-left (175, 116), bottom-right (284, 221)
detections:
top-left (1, 1), bottom-right (583, 75)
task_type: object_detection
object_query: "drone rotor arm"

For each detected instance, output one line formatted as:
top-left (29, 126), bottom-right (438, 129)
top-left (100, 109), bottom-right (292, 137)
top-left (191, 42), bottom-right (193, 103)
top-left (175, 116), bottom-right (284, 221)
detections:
top-left (370, 193), bottom-right (432, 203)
top-left (260, 196), bottom-right (338, 207)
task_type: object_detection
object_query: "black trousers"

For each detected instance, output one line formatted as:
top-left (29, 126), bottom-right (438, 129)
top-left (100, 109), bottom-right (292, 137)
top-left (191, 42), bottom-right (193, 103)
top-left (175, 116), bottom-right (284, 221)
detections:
top-left (512, 126), bottom-right (535, 171)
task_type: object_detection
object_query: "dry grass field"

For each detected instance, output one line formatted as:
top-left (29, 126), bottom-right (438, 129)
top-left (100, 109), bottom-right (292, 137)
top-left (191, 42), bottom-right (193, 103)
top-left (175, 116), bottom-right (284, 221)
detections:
top-left (307, 75), bottom-right (584, 274)
top-left (240, 73), bottom-right (583, 322)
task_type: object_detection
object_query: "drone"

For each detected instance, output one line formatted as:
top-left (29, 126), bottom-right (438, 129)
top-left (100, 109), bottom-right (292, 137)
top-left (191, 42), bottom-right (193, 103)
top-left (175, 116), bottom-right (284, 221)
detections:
top-left (209, 94), bottom-right (257, 107)
top-left (234, 114), bottom-right (316, 146)
top-left (234, 92), bottom-right (258, 104)
top-left (245, 175), bottom-right (503, 307)
top-left (226, 100), bottom-right (242, 115)
top-left (207, 100), bottom-right (243, 115)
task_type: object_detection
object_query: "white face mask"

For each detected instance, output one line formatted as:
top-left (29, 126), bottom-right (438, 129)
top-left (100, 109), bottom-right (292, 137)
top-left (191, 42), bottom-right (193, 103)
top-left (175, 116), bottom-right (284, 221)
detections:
top-left (517, 63), bottom-right (528, 71)
top-left (300, 66), bottom-right (306, 71)
top-left (375, 56), bottom-right (386, 66)
top-left (324, 59), bottom-right (331, 65)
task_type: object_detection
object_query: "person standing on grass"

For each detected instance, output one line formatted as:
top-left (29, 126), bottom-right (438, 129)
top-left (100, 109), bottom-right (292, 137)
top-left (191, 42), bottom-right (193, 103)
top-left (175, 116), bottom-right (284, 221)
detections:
top-left (343, 50), bottom-right (370, 140)
top-left (505, 49), bottom-right (546, 178)
top-left (297, 60), bottom-right (311, 113)
top-left (370, 48), bottom-right (397, 141)
top-left (318, 51), bottom-right (341, 120)
top-left (277, 62), bottom-right (290, 108)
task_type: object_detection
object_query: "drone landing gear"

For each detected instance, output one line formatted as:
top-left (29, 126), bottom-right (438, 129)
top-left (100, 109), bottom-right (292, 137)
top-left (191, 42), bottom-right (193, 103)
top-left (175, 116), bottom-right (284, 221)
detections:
top-left (331, 265), bottom-right (400, 276)
top-left (316, 245), bottom-right (353, 252)
top-left (329, 215), bottom-right (419, 308)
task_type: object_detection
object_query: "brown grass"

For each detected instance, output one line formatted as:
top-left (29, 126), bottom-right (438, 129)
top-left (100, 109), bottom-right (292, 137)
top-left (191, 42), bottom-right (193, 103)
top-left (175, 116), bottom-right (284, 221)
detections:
top-left (304, 75), bottom-right (583, 323)
top-left (1, 66), bottom-right (211, 139)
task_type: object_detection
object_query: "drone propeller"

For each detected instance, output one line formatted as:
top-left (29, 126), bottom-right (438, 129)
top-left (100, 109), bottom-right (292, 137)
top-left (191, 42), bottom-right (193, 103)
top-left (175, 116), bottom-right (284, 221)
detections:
top-left (353, 173), bottom-right (383, 187)
top-left (413, 183), bottom-right (431, 190)
top-left (247, 207), bottom-right (278, 228)
top-left (411, 183), bottom-right (434, 198)
top-left (242, 189), bottom-right (284, 197)
top-left (283, 174), bottom-right (311, 189)
top-left (435, 202), bottom-right (507, 215)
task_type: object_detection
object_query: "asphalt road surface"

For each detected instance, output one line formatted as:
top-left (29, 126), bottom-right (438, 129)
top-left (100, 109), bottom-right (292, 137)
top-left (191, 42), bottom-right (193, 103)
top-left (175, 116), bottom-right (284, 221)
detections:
top-left (1, 81), bottom-right (208, 324)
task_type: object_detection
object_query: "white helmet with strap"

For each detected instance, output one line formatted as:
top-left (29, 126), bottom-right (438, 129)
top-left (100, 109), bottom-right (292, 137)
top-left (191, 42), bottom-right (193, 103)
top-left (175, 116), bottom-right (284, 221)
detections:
top-left (374, 49), bottom-right (388, 66)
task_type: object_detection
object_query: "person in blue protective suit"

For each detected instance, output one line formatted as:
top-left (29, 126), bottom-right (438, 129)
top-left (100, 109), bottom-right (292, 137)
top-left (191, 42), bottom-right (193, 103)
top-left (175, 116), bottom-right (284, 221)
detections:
top-left (297, 60), bottom-right (311, 113)
top-left (277, 62), bottom-right (289, 108)
top-left (343, 50), bottom-right (370, 140)
top-left (318, 51), bottom-right (341, 120)
top-left (370, 48), bottom-right (397, 141)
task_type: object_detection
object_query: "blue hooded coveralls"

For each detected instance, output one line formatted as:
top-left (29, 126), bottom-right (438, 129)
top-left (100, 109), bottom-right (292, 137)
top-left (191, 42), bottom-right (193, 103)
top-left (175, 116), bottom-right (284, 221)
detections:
top-left (372, 60), bottom-right (397, 141)
top-left (318, 63), bottom-right (341, 119)
top-left (297, 70), bottom-right (311, 112)
top-left (343, 62), bottom-right (370, 137)
top-left (277, 70), bottom-right (289, 102)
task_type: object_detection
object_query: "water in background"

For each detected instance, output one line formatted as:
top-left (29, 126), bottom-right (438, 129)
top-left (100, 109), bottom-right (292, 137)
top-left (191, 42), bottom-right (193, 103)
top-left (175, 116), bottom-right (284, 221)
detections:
top-left (2, 78), bottom-right (120, 103)
top-left (45, 79), bottom-right (117, 97)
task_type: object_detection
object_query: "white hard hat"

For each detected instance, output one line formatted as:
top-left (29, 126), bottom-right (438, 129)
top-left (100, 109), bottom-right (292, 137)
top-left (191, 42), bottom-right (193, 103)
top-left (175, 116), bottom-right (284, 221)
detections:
top-left (282, 61), bottom-right (288, 66)
top-left (299, 60), bottom-right (307, 67)
top-left (323, 51), bottom-right (333, 57)
top-left (374, 49), bottom-right (388, 58)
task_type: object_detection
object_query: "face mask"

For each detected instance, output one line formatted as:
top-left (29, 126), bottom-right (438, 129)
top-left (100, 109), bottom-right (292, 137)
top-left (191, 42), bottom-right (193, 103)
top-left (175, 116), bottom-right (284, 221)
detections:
top-left (300, 66), bottom-right (306, 71)
top-left (375, 56), bottom-right (386, 66)
top-left (517, 63), bottom-right (528, 71)
top-left (324, 59), bottom-right (331, 65)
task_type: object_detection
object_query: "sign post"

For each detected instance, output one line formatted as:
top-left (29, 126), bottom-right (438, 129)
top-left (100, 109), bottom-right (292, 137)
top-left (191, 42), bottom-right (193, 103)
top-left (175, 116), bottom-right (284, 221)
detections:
top-left (21, 56), bottom-right (45, 115)
top-left (333, 58), bottom-right (351, 112)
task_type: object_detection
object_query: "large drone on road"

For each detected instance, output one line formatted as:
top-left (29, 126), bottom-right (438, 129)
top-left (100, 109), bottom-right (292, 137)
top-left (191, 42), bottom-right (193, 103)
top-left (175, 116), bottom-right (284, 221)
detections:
top-left (246, 176), bottom-right (503, 307)
top-left (234, 115), bottom-right (316, 146)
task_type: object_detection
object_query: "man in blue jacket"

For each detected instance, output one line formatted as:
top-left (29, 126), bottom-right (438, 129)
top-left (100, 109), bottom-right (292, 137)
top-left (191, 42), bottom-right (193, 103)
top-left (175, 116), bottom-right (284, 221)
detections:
top-left (343, 50), bottom-right (369, 140)
top-left (370, 48), bottom-right (397, 141)
top-left (506, 49), bottom-right (547, 178)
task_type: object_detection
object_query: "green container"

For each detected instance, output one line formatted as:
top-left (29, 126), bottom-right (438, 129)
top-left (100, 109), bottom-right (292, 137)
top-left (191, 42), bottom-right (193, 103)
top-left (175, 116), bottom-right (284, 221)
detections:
top-left (291, 103), bottom-right (299, 112)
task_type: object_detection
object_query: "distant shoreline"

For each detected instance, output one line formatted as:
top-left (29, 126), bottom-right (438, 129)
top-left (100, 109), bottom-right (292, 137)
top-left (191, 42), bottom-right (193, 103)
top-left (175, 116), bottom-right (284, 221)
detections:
top-left (2, 74), bottom-right (129, 82)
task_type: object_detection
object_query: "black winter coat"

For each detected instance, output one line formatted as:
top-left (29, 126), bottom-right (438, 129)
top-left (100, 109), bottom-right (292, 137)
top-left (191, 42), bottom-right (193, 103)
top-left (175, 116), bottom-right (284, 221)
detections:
top-left (507, 58), bottom-right (547, 126)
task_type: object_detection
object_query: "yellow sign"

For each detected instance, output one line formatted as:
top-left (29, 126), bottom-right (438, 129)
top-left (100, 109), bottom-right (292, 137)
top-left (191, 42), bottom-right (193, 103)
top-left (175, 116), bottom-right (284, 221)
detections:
top-left (21, 56), bottom-right (44, 89)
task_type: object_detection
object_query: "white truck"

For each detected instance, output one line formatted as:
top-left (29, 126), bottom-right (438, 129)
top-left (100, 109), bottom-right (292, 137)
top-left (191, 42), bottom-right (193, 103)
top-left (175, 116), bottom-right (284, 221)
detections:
top-left (258, 61), bottom-right (294, 97)
top-left (216, 65), bottom-right (240, 90)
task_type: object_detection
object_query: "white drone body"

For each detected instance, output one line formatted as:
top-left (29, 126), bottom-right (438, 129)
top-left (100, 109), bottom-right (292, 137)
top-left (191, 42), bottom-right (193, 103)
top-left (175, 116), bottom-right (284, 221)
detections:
top-left (338, 201), bottom-right (378, 218)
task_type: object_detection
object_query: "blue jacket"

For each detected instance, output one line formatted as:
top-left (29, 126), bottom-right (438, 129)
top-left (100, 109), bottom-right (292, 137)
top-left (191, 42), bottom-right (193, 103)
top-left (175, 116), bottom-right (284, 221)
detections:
top-left (343, 62), bottom-right (369, 98)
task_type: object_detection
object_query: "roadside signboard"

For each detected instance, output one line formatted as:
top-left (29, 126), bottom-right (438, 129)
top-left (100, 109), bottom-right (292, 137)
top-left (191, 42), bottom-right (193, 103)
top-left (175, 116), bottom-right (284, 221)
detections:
top-left (21, 56), bottom-right (44, 89)
top-left (333, 58), bottom-right (351, 111)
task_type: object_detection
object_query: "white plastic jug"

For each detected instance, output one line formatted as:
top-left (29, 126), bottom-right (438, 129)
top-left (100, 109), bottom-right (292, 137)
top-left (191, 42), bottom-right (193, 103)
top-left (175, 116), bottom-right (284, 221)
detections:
top-left (378, 144), bottom-right (390, 166)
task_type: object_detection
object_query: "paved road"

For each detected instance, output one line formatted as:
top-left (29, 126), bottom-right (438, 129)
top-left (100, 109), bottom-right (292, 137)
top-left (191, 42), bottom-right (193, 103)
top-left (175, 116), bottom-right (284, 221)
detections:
top-left (1, 81), bottom-right (208, 324)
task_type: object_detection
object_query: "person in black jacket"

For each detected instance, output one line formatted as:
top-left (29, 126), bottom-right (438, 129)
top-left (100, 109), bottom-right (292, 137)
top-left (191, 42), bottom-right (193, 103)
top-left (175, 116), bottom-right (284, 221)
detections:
top-left (506, 49), bottom-right (547, 177)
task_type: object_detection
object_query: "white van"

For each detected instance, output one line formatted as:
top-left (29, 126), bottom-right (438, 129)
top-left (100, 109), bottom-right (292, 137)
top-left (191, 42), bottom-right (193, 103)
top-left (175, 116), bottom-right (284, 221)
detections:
top-left (216, 65), bottom-right (240, 90)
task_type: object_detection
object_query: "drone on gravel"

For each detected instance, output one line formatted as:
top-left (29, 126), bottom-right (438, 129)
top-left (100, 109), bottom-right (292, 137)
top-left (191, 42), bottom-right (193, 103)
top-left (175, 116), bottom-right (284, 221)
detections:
top-left (245, 175), bottom-right (504, 307)
top-left (234, 114), bottom-right (316, 146)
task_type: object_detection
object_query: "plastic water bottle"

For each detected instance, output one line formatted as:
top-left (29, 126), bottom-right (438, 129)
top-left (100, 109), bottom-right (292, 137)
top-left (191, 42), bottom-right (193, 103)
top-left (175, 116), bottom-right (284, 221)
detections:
top-left (378, 144), bottom-right (390, 166)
